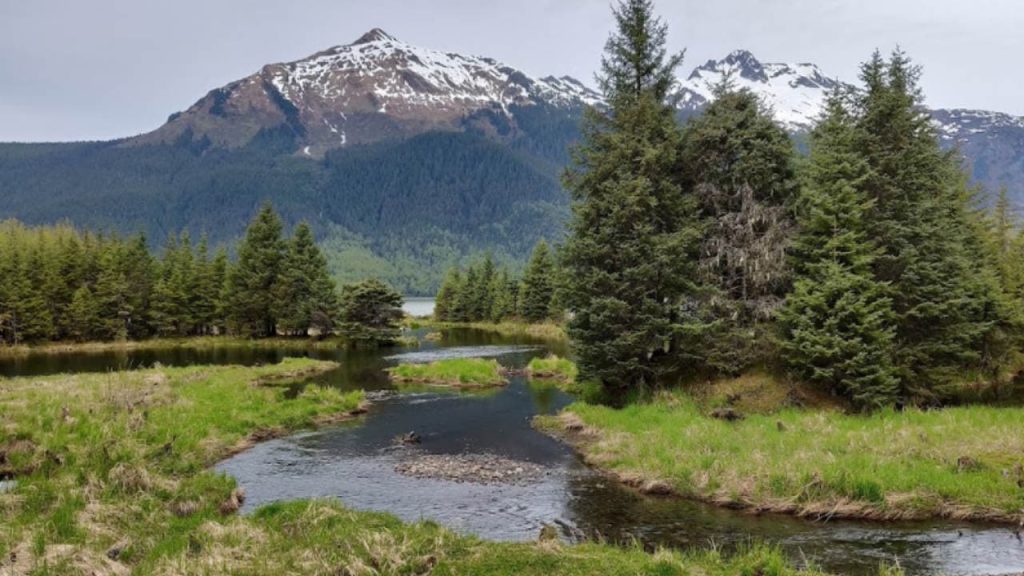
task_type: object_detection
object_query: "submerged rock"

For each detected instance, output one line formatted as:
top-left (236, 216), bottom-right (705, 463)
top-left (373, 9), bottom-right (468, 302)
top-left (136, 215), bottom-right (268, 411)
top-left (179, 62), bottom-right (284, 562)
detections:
top-left (395, 431), bottom-right (421, 445)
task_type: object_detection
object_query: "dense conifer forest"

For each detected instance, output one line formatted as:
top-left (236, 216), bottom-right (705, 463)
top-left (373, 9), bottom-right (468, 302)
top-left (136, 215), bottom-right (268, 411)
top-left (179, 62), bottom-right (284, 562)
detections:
top-left (561, 0), bottom-right (1024, 408)
top-left (0, 205), bottom-right (404, 345)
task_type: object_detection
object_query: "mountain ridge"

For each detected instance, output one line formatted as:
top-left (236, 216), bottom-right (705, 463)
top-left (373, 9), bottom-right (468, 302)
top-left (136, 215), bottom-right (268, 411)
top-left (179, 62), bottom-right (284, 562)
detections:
top-left (133, 28), bottom-right (600, 156)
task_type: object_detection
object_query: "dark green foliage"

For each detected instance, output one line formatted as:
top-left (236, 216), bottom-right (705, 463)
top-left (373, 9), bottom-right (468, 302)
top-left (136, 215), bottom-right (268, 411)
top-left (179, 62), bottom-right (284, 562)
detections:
top-left (562, 0), bottom-right (703, 393)
top-left (66, 286), bottom-right (99, 342)
top-left (519, 241), bottom-right (556, 322)
top-left (434, 269), bottom-right (463, 322)
top-left (225, 205), bottom-right (287, 337)
top-left (777, 92), bottom-right (899, 409)
top-left (275, 223), bottom-right (341, 337)
top-left (338, 279), bottom-right (404, 344)
top-left (855, 50), bottom-right (1009, 398)
top-left (431, 242), bottom-right (553, 324)
top-left (0, 248), bottom-right (53, 344)
top-left (0, 204), bottom-right (398, 345)
top-left (681, 88), bottom-right (799, 373)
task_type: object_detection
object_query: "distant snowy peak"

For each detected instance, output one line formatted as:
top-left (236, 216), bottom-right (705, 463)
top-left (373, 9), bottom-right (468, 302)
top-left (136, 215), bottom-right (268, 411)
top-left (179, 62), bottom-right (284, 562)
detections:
top-left (678, 50), bottom-right (843, 131)
top-left (264, 28), bottom-right (602, 115)
top-left (931, 108), bottom-right (1024, 141)
top-left (138, 28), bottom-right (600, 152)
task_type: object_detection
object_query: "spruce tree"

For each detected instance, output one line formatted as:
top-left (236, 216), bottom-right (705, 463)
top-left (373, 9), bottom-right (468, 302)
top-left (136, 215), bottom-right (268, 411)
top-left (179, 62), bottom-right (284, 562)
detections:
top-left (490, 268), bottom-right (516, 321)
top-left (67, 285), bottom-right (99, 342)
top-left (681, 87), bottom-right (798, 373)
top-left (339, 279), bottom-right (404, 343)
top-left (461, 265), bottom-right (481, 322)
top-left (434, 268), bottom-right (462, 321)
top-left (275, 223), bottom-right (340, 336)
top-left (778, 91), bottom-right (898, 408)
top-left (855, 50), bottom-right (1005, 395)
top-left (225, 204), bottom-right (287, 337)
top-left (93, 242), bottom-right (135, 341)
top-left (562, 0), bottom-right (701, 392)
top-left (211, 248), bottom-right (229, 334)
top-left (191, 236), bottom-right (218, 336)
top-left (520, 240), bottom-right (556, 323)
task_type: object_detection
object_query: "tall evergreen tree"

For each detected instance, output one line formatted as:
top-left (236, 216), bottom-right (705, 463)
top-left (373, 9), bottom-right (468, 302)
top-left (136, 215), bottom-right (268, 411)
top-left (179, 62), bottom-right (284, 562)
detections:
top-left (225, 204), bottom-right (287, 337)
top-left (191, 236), bottom-right (218, 335)
top-left (67, 285), bottom-right (99, 342)
top-left (275, 223), bottom-right (340, 336)
top-left (93, 242), bottom-right (135, 341)
top-left (519, 240), bottom-right (556, 322)
top-left (681, 87), bottom-right (799, 373)
top-left (562, 0), bottom-right (702, 392)
top-left (491, 268), bottom-right (517, 322)
top-left (211, 248), bottom-right (230, 334)
top-left (778, 91), bottom-right (898, 408)
top-left (434, 268), bottom-right (462, 321)
top-left (855, 50), bottom-right (1005, 395)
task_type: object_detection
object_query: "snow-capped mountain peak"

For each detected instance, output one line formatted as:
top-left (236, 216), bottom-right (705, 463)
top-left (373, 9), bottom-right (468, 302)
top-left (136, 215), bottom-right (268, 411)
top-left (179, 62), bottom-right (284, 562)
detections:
top-left (352, 27), bottom-right (398, 45)
top-left (679, 50), bottom-right (841, 131)
top-left (139, 29), bottom-right (601, 153)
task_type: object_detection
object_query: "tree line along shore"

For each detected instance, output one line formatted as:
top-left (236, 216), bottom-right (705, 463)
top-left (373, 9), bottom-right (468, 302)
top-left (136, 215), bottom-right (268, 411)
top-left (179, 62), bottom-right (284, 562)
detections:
top-left (0, 205), bottom-right (406, 349)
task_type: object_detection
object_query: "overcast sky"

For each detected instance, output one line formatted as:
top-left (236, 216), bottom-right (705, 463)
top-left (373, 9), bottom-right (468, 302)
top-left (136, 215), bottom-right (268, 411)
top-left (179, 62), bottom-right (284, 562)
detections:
top-left (2, 0), bottom-right (1022, 142)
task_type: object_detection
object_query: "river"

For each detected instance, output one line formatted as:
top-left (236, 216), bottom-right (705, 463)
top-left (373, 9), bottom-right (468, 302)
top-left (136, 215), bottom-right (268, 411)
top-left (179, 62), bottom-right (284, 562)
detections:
top-left (1, 324), bottom-right (1022, 575)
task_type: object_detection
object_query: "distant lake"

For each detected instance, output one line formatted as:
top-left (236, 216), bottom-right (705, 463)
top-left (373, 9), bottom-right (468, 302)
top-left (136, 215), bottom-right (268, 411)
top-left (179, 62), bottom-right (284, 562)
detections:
top-left (402, 297), bottom-right (435, 317)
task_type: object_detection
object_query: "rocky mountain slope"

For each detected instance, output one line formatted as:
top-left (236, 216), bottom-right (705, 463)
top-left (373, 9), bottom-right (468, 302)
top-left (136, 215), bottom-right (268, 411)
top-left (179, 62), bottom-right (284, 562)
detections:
top-left (135, 28), bottom-right (599, 155)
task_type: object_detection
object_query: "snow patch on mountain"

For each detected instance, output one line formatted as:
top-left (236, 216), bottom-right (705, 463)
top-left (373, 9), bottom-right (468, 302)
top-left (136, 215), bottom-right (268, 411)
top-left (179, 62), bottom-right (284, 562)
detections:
top-left (266, 28), bottom-right (602, 115)
top-left (677, 50), bottom-right (841, 131)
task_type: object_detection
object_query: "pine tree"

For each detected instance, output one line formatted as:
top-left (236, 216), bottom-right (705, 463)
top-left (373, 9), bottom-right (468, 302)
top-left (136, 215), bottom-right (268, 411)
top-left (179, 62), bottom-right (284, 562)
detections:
top-left (18, 247), bottom-right (55, 342)
top-left (225, 204), bottom-right (287, 337)
top-left (778, 91), bottom-right (898, 408)
top-left (150, 234), bottom-right (192, 337)
top-left (520, 241), bottom-right (556, 322)
top-left (681, 87), bottom-right (799, 373)
top-left (0, 248), bottom-right (53, 343)
top-left (562, 0), bottom-right (702, 392)
top-left (461, 265), bottom-right (481, 322)
top-left (490, 268), bottom-right (516, 322)
top-left (122, 234), bottom-right (155, 339)
top-left (93, 242), bottom-right (135, 341)
top-left (211, 248), bottom-right (229, 334)
top-left (339, 279), bottom-right (404, 343)
top-left (67, 285), bottom-right (99, 342)
top-left (434, 268), bottom-right (462, 321)
top-left (855, 50), bottom-right (1005, 396)
top-left (476, 254), bottom-right (497, 321)
top-left (191, 235), bottom-right (218, 336)
top-left (275, 223), bottom-right (340, 336)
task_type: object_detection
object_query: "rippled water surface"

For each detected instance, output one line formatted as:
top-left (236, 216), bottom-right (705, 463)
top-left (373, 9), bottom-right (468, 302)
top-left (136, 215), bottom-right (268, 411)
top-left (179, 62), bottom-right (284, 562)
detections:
top-left (3, 326), bottom-right (1023, 575)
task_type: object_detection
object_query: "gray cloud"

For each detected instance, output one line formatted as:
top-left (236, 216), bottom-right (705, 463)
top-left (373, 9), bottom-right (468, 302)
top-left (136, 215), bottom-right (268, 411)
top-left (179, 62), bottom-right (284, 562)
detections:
top-left (1, 0), bottom-right (1021, 141)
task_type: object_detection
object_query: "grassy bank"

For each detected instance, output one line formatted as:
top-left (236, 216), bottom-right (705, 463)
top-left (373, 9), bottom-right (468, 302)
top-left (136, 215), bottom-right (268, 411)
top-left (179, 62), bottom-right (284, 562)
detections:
top-left (388, 358), bottom-right (506, 388)
top-left (0, 334), bottom-right (421, 358)
top-left (527, 355), bottom-right (578, 384)
top-left (539, 391), bottom-right (1024, 523)
top-left (0, 359), bottom-right (840, 575)
top-left (413, 319), bottom-right (567, 343)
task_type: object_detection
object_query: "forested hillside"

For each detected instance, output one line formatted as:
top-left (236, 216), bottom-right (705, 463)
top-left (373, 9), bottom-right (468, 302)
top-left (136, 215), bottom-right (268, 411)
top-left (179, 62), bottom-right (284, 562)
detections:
top-left (0, 114), bottom-right (575, 294)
